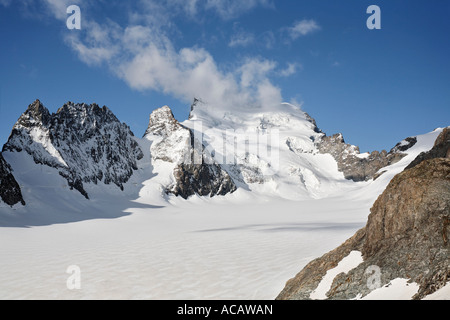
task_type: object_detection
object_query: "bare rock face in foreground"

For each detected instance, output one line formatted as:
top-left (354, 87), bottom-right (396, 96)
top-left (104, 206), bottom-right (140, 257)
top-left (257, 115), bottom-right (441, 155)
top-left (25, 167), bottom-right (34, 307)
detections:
top-left (277, 130), bottom-right (450, 300)
top-left (406, 127), bottom-right (450, 170)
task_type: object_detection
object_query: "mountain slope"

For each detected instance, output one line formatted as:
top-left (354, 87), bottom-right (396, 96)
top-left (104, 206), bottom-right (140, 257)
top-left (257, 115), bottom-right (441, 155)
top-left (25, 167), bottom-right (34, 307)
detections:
top-left (316, 133), bottom-right (416, 182)
top-left (3, 100), bottom-right (144, 199)
top-left (143, 106), bottom-right (236, 199)
top-left (182, 99), bottom-right (431, 201)
top-left (406, 127), bottom-right (450, 170)
top-left (277, 129), bottom-right (450, 300)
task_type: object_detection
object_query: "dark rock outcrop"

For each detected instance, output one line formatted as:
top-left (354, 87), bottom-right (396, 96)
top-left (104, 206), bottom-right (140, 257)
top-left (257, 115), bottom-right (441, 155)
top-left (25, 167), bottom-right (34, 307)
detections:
top-left (172, 162), bottom-right (236, 199)
top-left (146, 106), bottom-right (237, 199)
top-left (277, 149), bottom-right (450, 300)
top-left (406, 127), bottom-right (450, 170)
top-left (0, 153), bottom-right (25, 206)
top-left (3, 99), bottom-right (144, 199)
top-left (316, 133), bottom-right (416, 182)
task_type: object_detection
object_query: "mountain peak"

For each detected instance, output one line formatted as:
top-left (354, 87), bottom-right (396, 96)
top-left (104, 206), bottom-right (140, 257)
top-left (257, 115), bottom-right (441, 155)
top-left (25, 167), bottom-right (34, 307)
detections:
top-left (4, 100), bottom-right (144, 199)
top-left (189, 98), bottom-right (206, 120)
top-left (55, 102), bottom-right (119, 124)
top-left (144, 105), bottom-right (180, 137)
top-left (16, 99), bottom-right (51, 128)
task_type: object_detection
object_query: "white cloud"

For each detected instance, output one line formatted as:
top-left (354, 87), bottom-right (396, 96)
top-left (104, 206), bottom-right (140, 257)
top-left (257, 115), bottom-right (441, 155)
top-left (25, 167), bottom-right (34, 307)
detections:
top-left (205, 0), bottom-right (273, 20)
top-left (279, 62), bottom-right (301, 77)
top-left (256, 79), bottom-right (282, 110)
top-left (10, 0), bottom-right (85, 21)
top-left (239, 58), bottom-right (276, 88)
top-left (0, 0), bottom-right (12, 7)
top-left (169, 0), bottom-right (200, 17)
top-left (229, 30), bottom-right (255, 47)
top-left (114, 41), bottom-right (282, 110)
top-left (67, 37), bottom-right (118, 66)
top-left (289, 19), bottom-right (320, 39)
top-left (42, 0), bottom-right (84, 20)
top-left (261, 30), bottom-right (276, 49)
top-left (133, 0), bottom-right (272, 21)
top-left (64, 18), bottom-right (122, 66)
top-left (30, 0), bottom-right (284, 112)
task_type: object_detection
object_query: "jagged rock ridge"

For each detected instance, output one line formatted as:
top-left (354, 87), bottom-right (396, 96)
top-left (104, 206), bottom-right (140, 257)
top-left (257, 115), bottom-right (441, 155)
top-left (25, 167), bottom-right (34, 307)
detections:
top-left (316, 133), bottom-right (416, 182)
top-left (145, 106), bottom-right (236, 199)
top-left (0, 152), bottom-right (25, 206)
top-left (277, 130), bottom-right (450, 300)
top-left (3, 100), bottom-right (144, 199)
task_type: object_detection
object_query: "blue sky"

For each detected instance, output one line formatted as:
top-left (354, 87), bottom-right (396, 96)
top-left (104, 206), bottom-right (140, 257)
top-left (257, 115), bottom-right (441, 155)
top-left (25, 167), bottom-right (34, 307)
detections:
top-left (0, 0), bottom-right (449, 152)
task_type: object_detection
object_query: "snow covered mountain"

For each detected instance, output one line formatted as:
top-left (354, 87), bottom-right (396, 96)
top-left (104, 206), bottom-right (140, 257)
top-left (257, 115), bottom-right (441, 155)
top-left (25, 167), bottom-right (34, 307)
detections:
top-left (0, 98), bottom-right (441, 206)
top-left (3, 99), bottom-right (144, 199)
top-left (183, 99), bottom-right (334, 200)
top-left (181, 98), bottom-right (420, 200)
top-left (143, 105), bottom-right (236, 199)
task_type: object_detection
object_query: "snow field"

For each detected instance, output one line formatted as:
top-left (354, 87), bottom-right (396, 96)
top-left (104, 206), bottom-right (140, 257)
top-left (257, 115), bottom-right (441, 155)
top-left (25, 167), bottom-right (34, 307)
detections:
top-left (0, 196), bottom-right (368, 300)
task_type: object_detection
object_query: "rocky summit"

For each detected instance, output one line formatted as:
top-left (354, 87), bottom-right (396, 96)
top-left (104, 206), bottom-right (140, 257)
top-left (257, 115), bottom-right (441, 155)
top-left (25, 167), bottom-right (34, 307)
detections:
top-left (145, 106), bottom-right (237, 199)
top-left (277, 130), bottom-right (450, 300)
top-left (3, 99), bottom-right (144, 199)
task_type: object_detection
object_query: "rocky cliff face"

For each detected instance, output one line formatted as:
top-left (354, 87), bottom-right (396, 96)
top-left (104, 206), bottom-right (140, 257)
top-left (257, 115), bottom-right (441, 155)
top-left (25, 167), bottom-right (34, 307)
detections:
top-left (3, 99), bottom-right (144, 199)
top-left (316, 133), bottom-right (416, 182)
top-left (145, 106), bottom-right (236, 199)
top-left (406, 127), bottom-right (450, 170)
top-left (0, 153), bottom-right (25, 206)
top-left (277, 130), bottom-right (450, 300)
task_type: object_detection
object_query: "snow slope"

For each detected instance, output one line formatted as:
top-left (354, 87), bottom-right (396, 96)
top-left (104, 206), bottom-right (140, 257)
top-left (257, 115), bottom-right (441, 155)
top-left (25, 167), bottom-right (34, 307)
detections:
top-left (0, 194), bottom-right (370, 299)
top-left (183, 102), bottom-right (353, 200)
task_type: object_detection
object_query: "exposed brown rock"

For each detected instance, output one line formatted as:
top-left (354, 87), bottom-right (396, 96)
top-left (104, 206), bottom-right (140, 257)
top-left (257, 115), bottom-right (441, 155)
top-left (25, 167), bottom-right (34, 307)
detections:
top-left (405, 127), bottom-right (450, 170)
top-left (316, 133), bottom-right (415, 182)
top-left (277, 157), bottom-right (450, 300)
